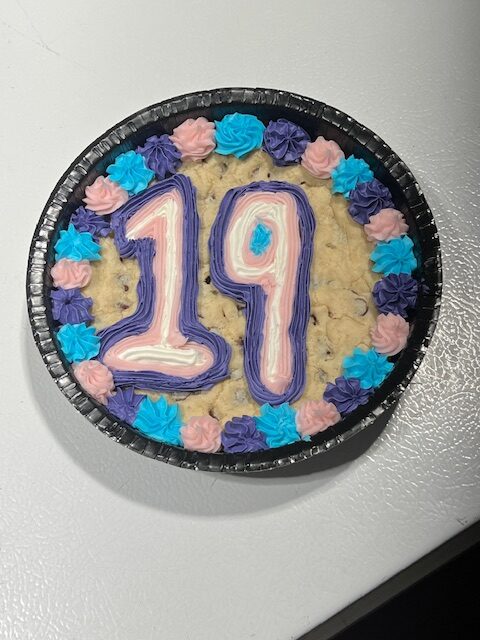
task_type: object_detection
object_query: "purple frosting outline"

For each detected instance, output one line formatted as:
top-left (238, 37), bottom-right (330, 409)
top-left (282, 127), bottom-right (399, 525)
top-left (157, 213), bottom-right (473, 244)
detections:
top-left (98, 174), bottom-right (231, 391)
top-left (209, 180), bottom-right (315, 405)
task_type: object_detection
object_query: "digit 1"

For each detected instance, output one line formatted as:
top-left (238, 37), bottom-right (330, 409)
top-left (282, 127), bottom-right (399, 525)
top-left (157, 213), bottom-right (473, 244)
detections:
top-left (209, 181), bottom-right (315, 405)
top-left (99, 175), bottom-right (230, 391)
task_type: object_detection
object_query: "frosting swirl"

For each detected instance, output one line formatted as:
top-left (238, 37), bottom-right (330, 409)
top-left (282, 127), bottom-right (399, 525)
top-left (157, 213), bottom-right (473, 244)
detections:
top-left (51, 258), bottom-right (92, 289)
top-left (255, 403), bottom-right (302, 448)
top-left (323, 376), bottom-right (372, 415)
top-left (71, 206), bottom-right (111, 237)
top-left (301, 136), bottom-right (344, 179)
top-left (331, 156), bottom-right (374, 196)
top-left (371, 236), bottom-right (416, 275)
top-left (348, 179), bottom-right (394, 224)
top-left (72, 359), bottom-right (114, 405)
top-left (364, 208), bottom-right (409, 242)
top-left (137, 134), bottom-right (181, 179)
top-left (343, 347), bottom-right (393, 389)
top-left (107, 150), bottom-right (154, 195)
top-left (170, 117), bottom-right (216, 161)
top-left (371, 313), bottom-right (409, 356)
top-left (180, 415), bottom-right (222, 453)
top-left (263, 119), bottom-right (310, 166)
top-left (54, 224), bottom-right (101, 262)
top-left (372, 274), bottom-right (418, 316)
top-left (215, 113), bottom-right (265, 159)
top-left (221, 415), bottom-right (268, 453)
top-left (133, 396), bottom-right (182, 446)
top-left (82, 177), bottom-right (128, 215)
top-left (57, 322), bottom-right (100, 362)
top-left (107, 386), bottom-right (145, 423)
top-left (295, 400), bottom-right (340, 437)
top-left (50, 287), bottom-right (93, 325)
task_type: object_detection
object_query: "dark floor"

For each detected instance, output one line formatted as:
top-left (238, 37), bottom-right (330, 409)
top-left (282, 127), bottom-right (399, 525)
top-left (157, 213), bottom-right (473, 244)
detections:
top-left (332, 542), bottom-right (480, 639)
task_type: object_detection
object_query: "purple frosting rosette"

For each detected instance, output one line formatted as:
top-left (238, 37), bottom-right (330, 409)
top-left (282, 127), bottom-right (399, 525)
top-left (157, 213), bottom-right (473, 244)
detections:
top-left (373, 273), bottom-right (418, 316)
top-left (263, 118), bottom-right (310, 166)
top-left (348, 178), bottom-right (394, 224)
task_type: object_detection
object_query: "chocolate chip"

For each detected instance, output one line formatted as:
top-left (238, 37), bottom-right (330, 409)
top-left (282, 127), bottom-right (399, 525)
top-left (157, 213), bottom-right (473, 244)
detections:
top-left (310, 313), bottom-right (318, 325)
top-left (205, 275), bottom-right (211, 285)
top-left (123, 285), bottom-right (129, 292)
top-left (267, 172), bottom-right (271, 178)
top-left (117, 303), bottom-right (130, 310)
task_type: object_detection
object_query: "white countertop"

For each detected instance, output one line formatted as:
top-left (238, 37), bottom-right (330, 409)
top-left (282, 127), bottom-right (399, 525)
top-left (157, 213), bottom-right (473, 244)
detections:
top-left (1, 1), bottom-right (479, 638)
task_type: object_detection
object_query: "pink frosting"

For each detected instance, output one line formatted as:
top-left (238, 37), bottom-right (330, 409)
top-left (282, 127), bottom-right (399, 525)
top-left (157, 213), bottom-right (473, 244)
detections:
top-left (83, 176), bottom-right (129, 215)
top-left (371, 313), bottom-right (409, 356)
top-left (103, 189), bottom-right (215, 378)
top-left (301, 137), bottom-right (344, 179)
top-left (170, 117), bottom-right (216, 161)
top-left (364, 208), bottom-right (409, 242)
top-left (180, 415), bottom-right (222, 453)
top-left (72, 360), bottom-right (114, 404)
top-left (296, 400), bottom-right (341, 436)
top-left (51, 258), bottom-right (92, 289)
top-left (223, 191), bottom-right (301, 395)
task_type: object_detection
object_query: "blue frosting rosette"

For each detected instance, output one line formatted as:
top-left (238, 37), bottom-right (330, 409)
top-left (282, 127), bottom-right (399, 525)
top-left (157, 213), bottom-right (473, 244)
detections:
top-left (215, 113), bottom-right (265, 159)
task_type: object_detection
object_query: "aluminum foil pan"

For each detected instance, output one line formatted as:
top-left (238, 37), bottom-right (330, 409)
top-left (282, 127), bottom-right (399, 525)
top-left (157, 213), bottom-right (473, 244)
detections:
top-left (26, 87), bottom-right (442, 473)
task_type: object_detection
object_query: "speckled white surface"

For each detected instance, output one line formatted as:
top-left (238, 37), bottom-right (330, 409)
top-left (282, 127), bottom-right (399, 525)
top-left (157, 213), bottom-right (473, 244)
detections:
top-left (1, 1), bottom-right (479, 639)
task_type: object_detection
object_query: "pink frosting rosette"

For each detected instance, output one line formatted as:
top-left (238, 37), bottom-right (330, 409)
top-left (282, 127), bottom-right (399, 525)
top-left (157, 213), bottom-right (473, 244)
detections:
top-left (83, 176), bottom-right (129, 215)
top-left (73, 360), bottom-right (114, 404)
top-left (51, 258), bottom-right (92, 289)
top-left (364, 208), bottom-right (409, 242)
top-left (296, 399), bottom-right (341, 437)
top-left (170, 117), bottom-right (216, 162)
top-left (370, 313), bottom-right (409, 356)
top-left (301, 136), bottom-right (344, 179)
top-left (180, 415), bottom-right (222, 452)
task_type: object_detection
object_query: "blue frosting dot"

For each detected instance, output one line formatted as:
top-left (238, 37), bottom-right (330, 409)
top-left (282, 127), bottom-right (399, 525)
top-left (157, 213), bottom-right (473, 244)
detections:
top-left (133, 396), bottom-right (182, 446)
top-left (54, 223), bottom-right (101, 262)
top-left (107, 150), bottom-right (154, 195)
top-left (331, 156), bottom-right (374, 196)
top-left (249, 223), bottom-right (272, 255)
top-left (255, 403), bottom-right (304, 448)
top-left (214, 113), bottom-right (265, 159)
top-left (343, 347), bottom-right (393, 389)
top-left (56, 322), bottom-right (100, 362)
top-left (371, 235), bottom-right (417, 275)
